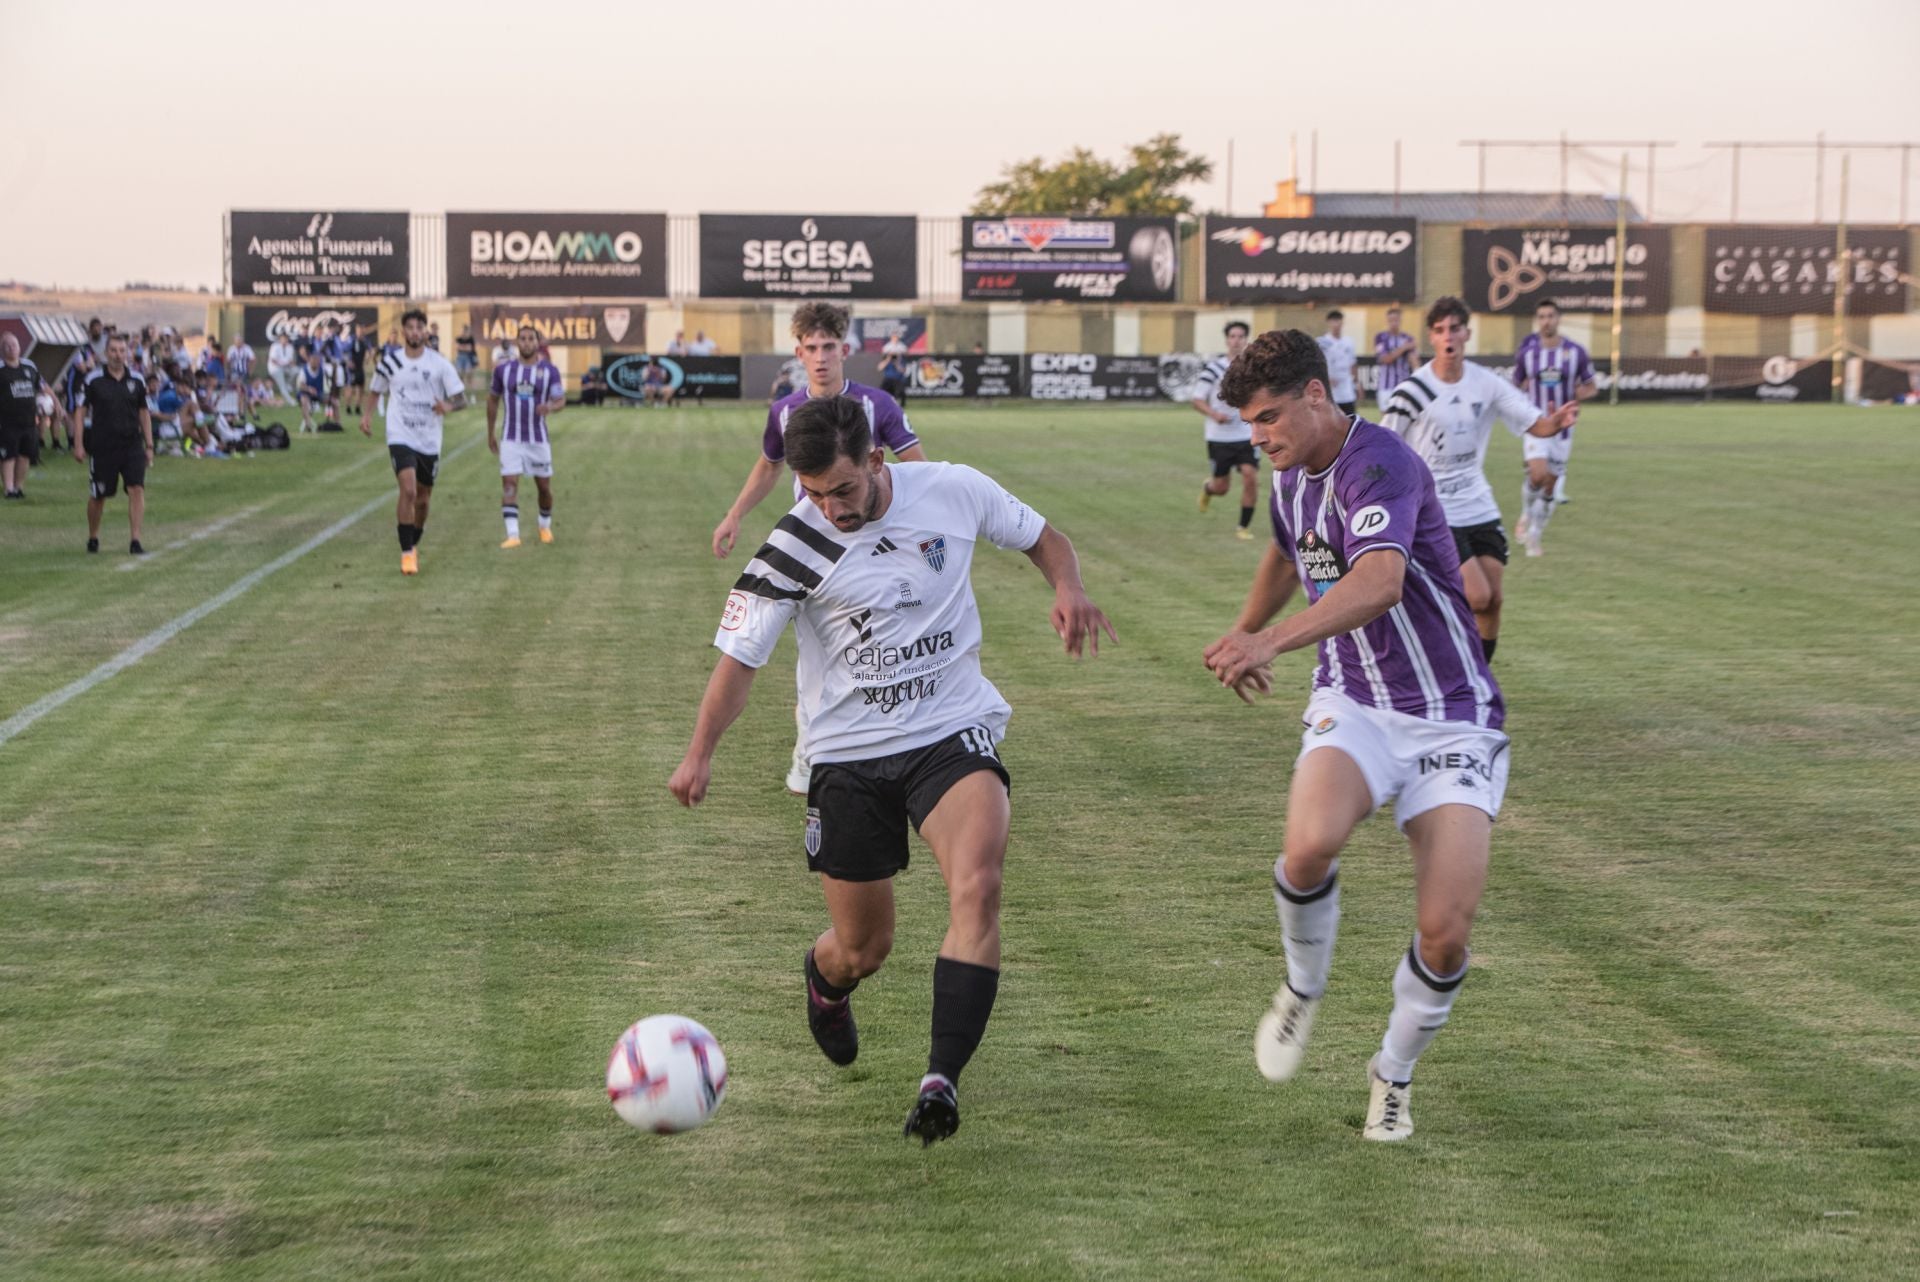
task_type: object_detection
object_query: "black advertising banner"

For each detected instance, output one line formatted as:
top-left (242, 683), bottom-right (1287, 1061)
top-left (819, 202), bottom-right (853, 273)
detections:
top-left (242, 305), bottom-right (376, 346)
top-left (850, 316), bottom-right (929, 354)
top-left (698, 215), bottom-right (917, 299)
top-left (446, 213), bottom-right (668, 298)
top-left (1202, 218), bottom-right (1416, 303)
top-left (229, 210), bottom-right (409, 297)
top-left (1704, 227), bottom-right (1908, 315)
top-left (1461, 226), bottom-right (1671, 314)
top-left (900, 354), bottom-right (1020, 399)
top-left (602, 353), bottom-right (742, 401)
top-left (1710, 355), bottom-right (1835, 401)
top-left (469, 303), bottom-right (644, 347)
top-left (1026, 354), bottom-right (1164, 401)
top-left (964, 217), bottom-right (1178, 302)
top-left (1591, 356), bottom-right (1710, 400)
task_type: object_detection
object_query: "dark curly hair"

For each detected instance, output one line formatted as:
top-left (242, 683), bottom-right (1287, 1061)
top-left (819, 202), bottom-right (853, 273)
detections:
top-left (790, 301), bottom-right (850, 342)
top-left (1424, 296), bottom-right (1470, 331)
top-left (784, 395), bottom-right (871, 475)
top-left (1218, 329), bottom-right (1329, 410)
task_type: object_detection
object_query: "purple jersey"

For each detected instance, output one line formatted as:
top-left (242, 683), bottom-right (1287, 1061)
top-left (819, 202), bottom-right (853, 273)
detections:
top-left (491, 358), bottom-right (564, 443)
top-left (1270, 419), bottom-right (1504, 729)
top-left (763, 379), bottom-right (919, 464)
top-left (1513, 334), bottom-right (1593, 434)
top-left (1373, 330), bottom-right (1415, 397)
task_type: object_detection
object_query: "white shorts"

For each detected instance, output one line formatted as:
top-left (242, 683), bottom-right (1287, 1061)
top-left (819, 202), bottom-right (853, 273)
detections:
top-left (1522, 431), bottom-right (1573, 473)
top-left (1297, 689), bottom-right (1510, 829)
top-left (499, 438), bottom-right (553, 478)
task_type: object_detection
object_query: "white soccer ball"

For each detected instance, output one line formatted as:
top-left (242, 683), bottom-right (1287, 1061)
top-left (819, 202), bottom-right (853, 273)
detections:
top-left (606, 1015), bottom-right (729, 1134)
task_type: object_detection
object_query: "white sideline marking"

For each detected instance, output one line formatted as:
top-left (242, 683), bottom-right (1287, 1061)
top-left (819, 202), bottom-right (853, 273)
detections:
top-left (118, 504), bottom-right (265, 571)
top-left (1, 435), bottom-right (478, 748)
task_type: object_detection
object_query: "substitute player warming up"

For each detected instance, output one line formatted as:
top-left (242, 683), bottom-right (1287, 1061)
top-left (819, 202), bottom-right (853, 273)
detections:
top-left (671, 396), bottom-right (1113, 1147)
top-left (487, 325), bottom-right (565, 548)
top-left (364, 309), bottom-right (466, 576)
top-left (1204, 330), bottom-right (1509, 1143)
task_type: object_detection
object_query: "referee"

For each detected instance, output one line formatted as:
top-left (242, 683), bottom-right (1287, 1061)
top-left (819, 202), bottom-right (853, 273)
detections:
top-left (74, 333), bottom-right (154, 554)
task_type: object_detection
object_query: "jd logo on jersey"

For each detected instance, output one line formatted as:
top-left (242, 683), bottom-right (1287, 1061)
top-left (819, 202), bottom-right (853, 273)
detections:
top-left (918, 536), bottom-right (947, 574)
top-left (1348, 505), bottom-right (1389, 538)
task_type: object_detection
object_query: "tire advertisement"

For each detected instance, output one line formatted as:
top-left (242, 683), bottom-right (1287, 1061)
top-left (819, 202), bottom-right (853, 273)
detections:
top-left (228, 210), bottom-right (409, 298)
top-left (1202, 218), bottom-right (1416, 303)
top-left (698, 215), bottom-right (917, 299)
top-left (963, 217), bottom-right (1179, 302)
top-left (446, 213), bottom-right (668, 299)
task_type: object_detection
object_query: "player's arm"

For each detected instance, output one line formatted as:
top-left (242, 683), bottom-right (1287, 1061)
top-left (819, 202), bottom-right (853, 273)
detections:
top-left (1204, 543), bottom-right (1300, 703)
top-left (1189, 393), bottom-right (1229, 423)
top-left (1021, 523), bottom-right (1117, 659)
top-left (1575, 352), bottom-right (1599, 401)
top-left (894, 443), bottom-right (927, 462)
top-left (71, 394), bottom-right (88, 460)
top-left (1498, 377), bottom-right (1575, 436)
top-left (1206, 549), bottom-right (1406, 690)
top-left (713, 454), bottom-right (784, 558)
top-left (485, 391), bottom-right (501, 453)
top-left (360, 366), bottom-right (387, 436)
top-left (44, 380), bottom-right (72, 432)
top-left (139, 404), bottom-right (154, 459)
top-left (667, 655), bottom-right (760, 807)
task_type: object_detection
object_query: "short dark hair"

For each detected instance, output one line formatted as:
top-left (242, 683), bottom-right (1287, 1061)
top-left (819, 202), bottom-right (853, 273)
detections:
top-left (1535, 298), bottom-right (1560, 313)
top-left (1224, 320), bottom-right (1251, 337)
top-left (791, 301), bottom-right (849, 342)
top-left (400, 308), bottom-right (428, 328)
top-left (518, 324), bottom-right (539, 338)
top-left (1218, 329), bottom-right (1329, 410)
top-left (1386, 305), bottom-right (1402, 315)
top-left (1425, 296), bottom-right (1470, 330)
top-left (785, 396), bottom-right (872, 475)
top-left (1326, 309), bottom-right (1344, 321)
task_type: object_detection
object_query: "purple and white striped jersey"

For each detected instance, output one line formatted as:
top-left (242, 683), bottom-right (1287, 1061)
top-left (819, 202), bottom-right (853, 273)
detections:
top-left (491, 358), bottom-right (564, 444)
top-left (1373, 329), bottom-right (1416, 397)
top-left (1513, 334), bottom-right (1594, 433)
top-left (1270, 418), bottom-right (1504, 729)
top-left (764, 379), bottom-right (918, 465)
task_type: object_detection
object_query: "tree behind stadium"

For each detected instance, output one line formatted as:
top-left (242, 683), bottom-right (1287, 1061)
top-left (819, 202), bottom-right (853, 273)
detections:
top-left (970, 134), bottom-right (1213, 216)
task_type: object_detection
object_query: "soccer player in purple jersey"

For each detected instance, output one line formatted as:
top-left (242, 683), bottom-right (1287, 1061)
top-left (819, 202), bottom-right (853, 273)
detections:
top-left (1203, 329), bottom-right (1511, 1142)
top-left (710, 301), bottom-right (929, 795)
top-left (487, 324), bottom-right (567, 549)
top-left (1511, 299), bottom-right (1597, 556)
top-left (1372, 306), bottom-right (1417, 408)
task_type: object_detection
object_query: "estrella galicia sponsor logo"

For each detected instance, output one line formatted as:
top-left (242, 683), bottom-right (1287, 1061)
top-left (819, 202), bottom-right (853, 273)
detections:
top-left (1296, 528), bottom-right (1347, 595)
top-left (919, 536), bottom-right (947, 574)
top-left (804, 807), bottom-right (821, 857)
top-left (861, 674), bottom-right (940, 714)
top-left (1419, 751), bottom-right (1494, 781)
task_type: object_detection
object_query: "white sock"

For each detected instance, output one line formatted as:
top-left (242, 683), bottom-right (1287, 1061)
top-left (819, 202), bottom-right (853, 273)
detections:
top-left (1530, 487), bottom-right (1556, 536)
top-left (538, 509), bottom-right (552, 531)
top-left (1376, 936), bottom-right (1466, 1083)
top-left (503, 505), bottom-right (520, 539)
top-left (1274, 860), bottom-right (1340, 999)
top-left (1552, 473), bottom-right (1568, 503)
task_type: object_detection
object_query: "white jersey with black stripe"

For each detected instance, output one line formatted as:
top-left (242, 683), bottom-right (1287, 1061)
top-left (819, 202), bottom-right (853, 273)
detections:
top-left (712, 462), bottom-right (1046, 765)
top-left (1193, 356), bottom-right (1251, 444)
top-left (369, 347), bottom-right (463, 455)
top-left (1379, 360), bottom-right (1543, 527)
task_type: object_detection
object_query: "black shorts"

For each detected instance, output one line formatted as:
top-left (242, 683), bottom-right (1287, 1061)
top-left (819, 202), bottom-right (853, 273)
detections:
top-left (1207, 440), bottom-right (1257, 477)
top-left (0, 423), bottom-right (32, 461)
top-left (1452, 520), bottom-right (1509, 565)
top-left (804, 726), bottom-right (1011, 882)
top-left (389, 445), bottom-right (440, 487)
top-left (88, 444), bottom-right (147, 498)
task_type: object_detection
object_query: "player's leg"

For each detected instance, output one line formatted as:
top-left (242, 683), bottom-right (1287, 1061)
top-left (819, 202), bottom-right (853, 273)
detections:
top-left (804, 762), bottom-right (909, 1069)
top-left (500, 468), bottom-right (521, 547)
top-left (905, 744), bottom-right (1012, 1145)
top-left (1257, 739), bottom-right (1376, 1082)
top-left (413, 482), bottom-right (433, 546)
top-left (533, 473), bottom-right (554, 542)
top-left (1521, 454), bottom-right (1556, 556)
top-left (1236, 460), bottom-right (1259, 539)
top-left (125, 482), bottom-right (145, 552)
top-left (1467, 553), bottom-right (1504, 659)
top-left (392, 456), bottom-right (421, 571)
top-left (1200, 446), bottom-right (1230, 510)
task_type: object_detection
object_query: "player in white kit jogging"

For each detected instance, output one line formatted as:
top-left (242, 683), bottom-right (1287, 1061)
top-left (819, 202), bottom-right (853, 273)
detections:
top-left (671, 395), bottom-right (1113, 1147)
top-left (363, 309), bottom-right (467, 577)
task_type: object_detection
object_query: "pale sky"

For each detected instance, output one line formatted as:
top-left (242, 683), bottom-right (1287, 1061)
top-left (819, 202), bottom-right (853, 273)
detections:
top-left (5, 0), bottom-right (1916, 291)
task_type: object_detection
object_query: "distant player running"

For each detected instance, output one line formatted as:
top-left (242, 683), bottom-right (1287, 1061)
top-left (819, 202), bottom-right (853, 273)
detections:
top-left (671, 395), bottom-right (1112, 1146)
top-left (1378, 298), bottom-right (1576, 660)
top-left (364, 309), bottom-right (466, 576)
top-left (487, 325), bottom-right (566, 549)
top-left (710, 301), bottom-right (928, 796)
top-left (1204, 329), bottom-right (1510, 1142)
top-left (1190, 320), bottom-right (1260, 540)
top-left (1511, 299), bottom-right (1596, 556)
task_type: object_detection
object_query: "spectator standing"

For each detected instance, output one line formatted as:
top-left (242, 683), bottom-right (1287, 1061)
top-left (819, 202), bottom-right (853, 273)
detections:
top-left (343, 324), bottom-right (371, 416)
top-left (2, 333), bottom-right (65, 498)
top-left (226, 336), bottom-right (255, 420)
top-left (268, 330), bottom-right (299, 408)
top-left (666, 330), bottom-right (688, 356)
top-left (74, 334), bottom-right (154, 554)
top-left (688, 330), bottom-right (717, 357)
top-left (877, 347), bottom-right (910, 406)
top-left (86, 317), bottom-right (107, 362)
top-left (454, 325), bottom-right (479, 390)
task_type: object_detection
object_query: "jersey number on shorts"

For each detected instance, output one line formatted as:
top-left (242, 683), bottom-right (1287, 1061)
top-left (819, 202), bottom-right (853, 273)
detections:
top-left (958, 726), bottom-right (998, 758)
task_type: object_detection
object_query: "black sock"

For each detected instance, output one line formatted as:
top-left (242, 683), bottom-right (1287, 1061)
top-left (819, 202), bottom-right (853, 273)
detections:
top-left (411, 522), bottom-right (424, 547)
top-left (398, 523), bottom-right (416, 552)
top-left (806, 949), bottom-right (857, 1002)
top-left (1481, 636), bottom-right (1497, 661)
top-left (1239, 504), bottom-right (1255, 529)
top-left (927, 956), bottom-right (999, 1084)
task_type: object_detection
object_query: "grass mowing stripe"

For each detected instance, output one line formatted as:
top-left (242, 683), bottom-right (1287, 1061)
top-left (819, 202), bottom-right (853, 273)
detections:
top-left (0, 433), bottom-right (481, 748)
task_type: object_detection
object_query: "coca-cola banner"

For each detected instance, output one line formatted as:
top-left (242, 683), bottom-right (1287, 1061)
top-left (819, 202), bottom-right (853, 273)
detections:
top-left (242, 305), bottom-right (377, 346)
top-left (1461, 226), bottom-right (1672, 314)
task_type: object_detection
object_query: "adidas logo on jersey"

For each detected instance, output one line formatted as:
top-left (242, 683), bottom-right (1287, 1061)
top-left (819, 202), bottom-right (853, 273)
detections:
top-left (870, 537), bottom-right (898, 556)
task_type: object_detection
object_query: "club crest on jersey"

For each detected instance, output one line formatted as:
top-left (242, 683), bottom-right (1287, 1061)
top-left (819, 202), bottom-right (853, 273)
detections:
top-left (918, 536), bottom-right (947, 574)
top-left (1312, 716), bottom-right (1337, 735)
top-left (804, 808), bottom-right (821, 857)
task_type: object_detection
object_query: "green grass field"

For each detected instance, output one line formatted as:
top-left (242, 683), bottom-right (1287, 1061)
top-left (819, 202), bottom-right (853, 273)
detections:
top-left (2, 399), bottom-right (1916, 1280)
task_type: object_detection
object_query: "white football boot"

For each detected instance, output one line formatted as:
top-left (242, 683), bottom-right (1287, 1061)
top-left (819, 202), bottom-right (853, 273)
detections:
top-left (1363, 1055), bottom-right (1413, 1142)
top-left (1255, 986), bottom-right (1320, 1082)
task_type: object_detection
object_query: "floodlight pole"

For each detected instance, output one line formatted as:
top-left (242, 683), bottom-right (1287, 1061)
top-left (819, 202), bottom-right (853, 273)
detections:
top-left (1832, 153), bottom-right (1849, 404)
top-left (1610, 154), bottom-right (1629, 408)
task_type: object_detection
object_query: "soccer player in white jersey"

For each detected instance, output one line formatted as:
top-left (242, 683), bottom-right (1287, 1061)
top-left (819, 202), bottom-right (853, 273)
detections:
top-left (487, 324), bottom-right (566, 549)
top-left (1204, 329), bottom-right (1512, 1141)
top-left (711, 301), bottom-right (929, 797)
top-left (1378, 298), bottom-right (1576, 660)
top-left (1511, 299), bottom-right (1597, 555)
top-left (1316, 310), bottom-right (1359, 416)
top-left (363, 309), bottom-right (466, 576)
top-left (670, 396), bottom-right (1113, 1146)
top-left (1189, 320), bottom-right (1260, 540)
